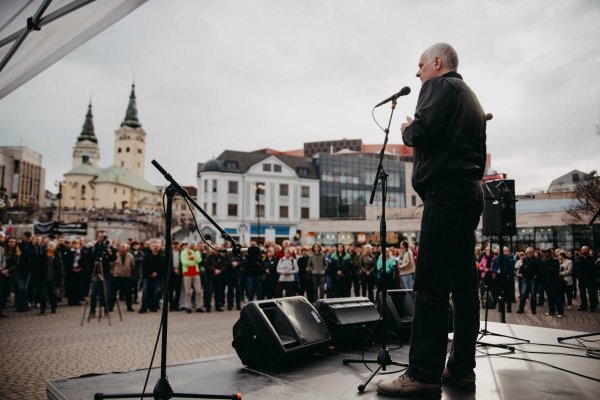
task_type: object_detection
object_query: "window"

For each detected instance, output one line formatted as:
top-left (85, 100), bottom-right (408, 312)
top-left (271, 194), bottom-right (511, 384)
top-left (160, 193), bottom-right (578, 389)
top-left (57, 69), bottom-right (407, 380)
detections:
top-left (228, 181), bottom-right (238, 194)
top-left (114, 187), bottom-right (117, 194)
top-left (280, 184), bottom-right (288, 196)
top-left (263, 164), bottom-right (271, 172)
top-left (256, 204), bottom-right (265, 217)
top-left (256, 182), bottom-right (265, 195)
top-left (80, 185), bottom-right (86, 199)
top-left (273, 164), bottom-right (282, 172)
top-left (212, 179), bottom-right (217, 193)
top-left (204, 180), bottom-right (208, 193)
top-left (137, 149), bottom-right (142, 154)
top-left (301, 207), bottom-right (309, 219)
top-left (573, 173), bottom-right (580, 183)
top-left (280, 206), bottom-right (288, 218)
top-left (228, 204), bottom-right (238, 216)
top-left (212, 202), bottom-right (217, 216)
top-left (411, 195), bottom-right (417, 207)
top-left (117, 148), bottom-right (122, 153)
top-left (137, 162), bottom-right (140, 168)
top-left (121, 161), bottom-right (124, 167)
top-left (225, 161), bottom-right (238, 170)
top-left (297, 167), bottom-right (309, 177)
top-left (126, 147), bottom-right (130, 153)
top-left (301, 186), bottom-right (310, 198)
top-left (123, 189), bottom-right (126, 195)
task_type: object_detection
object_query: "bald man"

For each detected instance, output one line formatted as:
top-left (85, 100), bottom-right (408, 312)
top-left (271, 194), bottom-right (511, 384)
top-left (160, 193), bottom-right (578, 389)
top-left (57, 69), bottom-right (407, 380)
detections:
top-left (378, 43), bottom-right (487, 397)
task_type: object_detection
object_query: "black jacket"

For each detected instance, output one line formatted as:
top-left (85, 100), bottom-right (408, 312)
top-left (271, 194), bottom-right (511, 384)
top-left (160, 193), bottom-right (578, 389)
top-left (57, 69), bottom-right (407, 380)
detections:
top-left (402, 71), bottom-right (486, 198)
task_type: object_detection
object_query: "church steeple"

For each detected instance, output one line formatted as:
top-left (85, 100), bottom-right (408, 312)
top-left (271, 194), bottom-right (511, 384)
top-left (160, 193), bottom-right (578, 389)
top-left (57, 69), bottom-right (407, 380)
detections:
top-left (121, 83), bottom-right (142, 129)
top-left (77, 101), bottom-right (97, 143)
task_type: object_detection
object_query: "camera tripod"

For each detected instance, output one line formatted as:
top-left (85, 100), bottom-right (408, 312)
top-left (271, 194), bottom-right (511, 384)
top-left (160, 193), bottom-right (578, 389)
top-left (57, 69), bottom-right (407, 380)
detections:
top-left (81, 259), bottom-right (122, 326)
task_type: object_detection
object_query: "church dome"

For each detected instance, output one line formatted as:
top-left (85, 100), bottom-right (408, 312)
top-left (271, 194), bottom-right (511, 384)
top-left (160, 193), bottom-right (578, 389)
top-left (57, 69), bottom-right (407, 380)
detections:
top-left (202, 158), bottom-right (224, 172)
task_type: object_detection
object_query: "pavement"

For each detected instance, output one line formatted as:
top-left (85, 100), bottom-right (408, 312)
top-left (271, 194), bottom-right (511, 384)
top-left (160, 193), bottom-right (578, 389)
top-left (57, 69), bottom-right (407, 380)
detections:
top-left (0, 295), bottom-right (599, 400)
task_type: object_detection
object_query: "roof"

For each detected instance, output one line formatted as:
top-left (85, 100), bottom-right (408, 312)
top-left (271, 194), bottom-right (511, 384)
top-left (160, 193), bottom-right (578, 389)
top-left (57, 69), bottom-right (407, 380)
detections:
top-left (64, 162), bottom-right (103, 176)
top-left (202, 158), bottom-right (224, 172)
top-left (93, 166), bottom-right (158, 192)
top-left (215, 150), bottom-right (319, 179)
top-left (548, 170), bottom-right (587, 193)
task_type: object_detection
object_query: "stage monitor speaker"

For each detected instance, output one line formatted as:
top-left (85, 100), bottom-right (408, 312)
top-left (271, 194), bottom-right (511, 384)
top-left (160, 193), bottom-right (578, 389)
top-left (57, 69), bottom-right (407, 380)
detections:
top-left (382, 290), bottom-right (454, 342)
top-left (232, 296), bottom-right (331, 369)
top-left (482, 179), bottom-right (517, 236)
top-left (314, 297), bottom-right (381, 348)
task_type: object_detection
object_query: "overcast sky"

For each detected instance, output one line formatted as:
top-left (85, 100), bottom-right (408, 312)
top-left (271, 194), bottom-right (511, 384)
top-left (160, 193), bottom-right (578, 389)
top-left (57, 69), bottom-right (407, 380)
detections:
top-left (1, 0), bottom-right (599, 195)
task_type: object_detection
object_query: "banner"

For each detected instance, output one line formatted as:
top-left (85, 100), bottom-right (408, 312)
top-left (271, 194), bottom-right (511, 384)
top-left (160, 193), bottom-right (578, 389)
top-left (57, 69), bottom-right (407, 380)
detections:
top-left (34, 222), bottom-right (88, 235)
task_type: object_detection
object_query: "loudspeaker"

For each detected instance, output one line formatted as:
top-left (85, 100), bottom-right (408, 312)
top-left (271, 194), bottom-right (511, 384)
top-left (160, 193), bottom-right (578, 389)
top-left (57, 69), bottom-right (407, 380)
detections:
top-left (381, 289), bottom-right (416, 341)
top-left (482, 179), bottom-right (517, 236)
top-left (314, 297), bottom-right (381, 348)
top-left (382, 290), bottom-right (454, 342)
top-left (232, 296), bottom-right (331, 369)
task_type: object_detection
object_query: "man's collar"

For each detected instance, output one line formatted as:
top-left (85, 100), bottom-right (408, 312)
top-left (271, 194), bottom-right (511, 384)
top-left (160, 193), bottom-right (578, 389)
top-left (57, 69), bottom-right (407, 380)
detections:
top-left (442, 71), bottom-right (463, 80)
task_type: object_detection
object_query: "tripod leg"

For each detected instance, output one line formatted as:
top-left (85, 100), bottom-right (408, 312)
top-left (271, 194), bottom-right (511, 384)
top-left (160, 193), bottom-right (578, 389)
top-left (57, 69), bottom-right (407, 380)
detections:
top-left (358, 363), bottom-right (384, 393)
top-left (81, 299), bottom-right (89, 326)
top-left (114, 295), bottom-right (123, 322)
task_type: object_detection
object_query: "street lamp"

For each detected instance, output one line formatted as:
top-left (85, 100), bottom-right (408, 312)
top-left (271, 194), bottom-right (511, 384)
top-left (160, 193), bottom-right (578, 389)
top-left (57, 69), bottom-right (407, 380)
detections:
top-left (254, 182), bottom-right (265, 245)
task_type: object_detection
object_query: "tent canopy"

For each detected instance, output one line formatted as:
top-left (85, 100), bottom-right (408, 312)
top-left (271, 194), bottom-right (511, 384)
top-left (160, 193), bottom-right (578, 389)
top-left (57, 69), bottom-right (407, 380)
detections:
top-left (0, 0), bottom-right (147, 100)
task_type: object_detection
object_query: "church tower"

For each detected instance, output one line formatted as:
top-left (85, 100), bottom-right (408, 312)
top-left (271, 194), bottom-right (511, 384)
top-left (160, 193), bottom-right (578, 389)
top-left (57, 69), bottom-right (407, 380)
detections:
top-left (72, 101), bottom-right (100, 167)
top-left (114, 83), bottom-right (146, 177)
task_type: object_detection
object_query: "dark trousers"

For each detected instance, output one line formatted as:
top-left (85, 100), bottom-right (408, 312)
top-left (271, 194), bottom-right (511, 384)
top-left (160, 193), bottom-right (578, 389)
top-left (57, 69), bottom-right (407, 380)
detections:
top-left (89, 277), bottom-right (110, 313)
top-left (39, 280), bottom-right (58, 313)
top-left (407, 180), bottom-right (482, 383)
top-left (560, 281), bottom-right (573, 306)
top-left (65, 271), bottom-right (84, 305)
top-left (226, 273), bottom-right (242, 309)
top-left (360, 274), bottom-right (375, 302)
top-left (14, 272), bottom-right (31, 311)
top-left (579, 277), bottom-right (599, 311)
top-left (141, 278), bottom-right (160, 311)
top-left (168, 271), bottom-right (182, 310)
top-left (275, 281), bottom-right (296, 298)
top-left (245, 276), bottom-right (262, 302)
top-left (518, 278), bottom-right (537, 312)
top-left (110, 276), bottom-right (132, 310)
top-left (545, 279), bottom-right (564, 315)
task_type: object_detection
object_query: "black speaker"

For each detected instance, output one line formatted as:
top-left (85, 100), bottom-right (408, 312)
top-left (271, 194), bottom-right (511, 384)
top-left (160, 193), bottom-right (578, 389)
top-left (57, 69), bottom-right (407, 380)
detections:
top-left (381, 289), bottom-right (416, 341)
top-left (314, 297), bottom-right (381, 348)
top-left (482, 179), bottom-right (517, 236)
top-left (232, 296), bottom-right (331, 369)
top-left (382, 290), bottom-right (454, 342)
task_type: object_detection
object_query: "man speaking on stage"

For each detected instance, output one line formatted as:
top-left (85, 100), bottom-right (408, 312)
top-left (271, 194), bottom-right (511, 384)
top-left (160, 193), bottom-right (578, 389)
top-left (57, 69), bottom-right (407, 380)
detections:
top-left (377, 43), bottom-right (487, 397)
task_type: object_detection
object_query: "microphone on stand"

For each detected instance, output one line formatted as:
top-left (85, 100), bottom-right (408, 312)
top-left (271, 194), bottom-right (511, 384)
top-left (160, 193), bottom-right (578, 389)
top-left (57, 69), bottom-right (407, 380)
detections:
top-left (485, 113), bottom-right (493, 121)
top-left (374, 86), bottom-right (411, 108)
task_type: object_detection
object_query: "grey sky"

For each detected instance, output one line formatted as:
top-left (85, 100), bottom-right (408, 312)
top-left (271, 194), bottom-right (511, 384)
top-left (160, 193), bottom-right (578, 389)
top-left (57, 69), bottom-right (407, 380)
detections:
top-left (1, 0), bottom-right (599, 195)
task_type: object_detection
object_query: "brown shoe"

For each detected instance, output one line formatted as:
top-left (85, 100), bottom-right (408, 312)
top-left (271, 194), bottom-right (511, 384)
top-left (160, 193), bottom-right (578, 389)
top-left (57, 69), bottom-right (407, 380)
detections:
top-left (377, 373), bottom-right (441, 397)
top-left (442, 367), bottom-right (475, 390)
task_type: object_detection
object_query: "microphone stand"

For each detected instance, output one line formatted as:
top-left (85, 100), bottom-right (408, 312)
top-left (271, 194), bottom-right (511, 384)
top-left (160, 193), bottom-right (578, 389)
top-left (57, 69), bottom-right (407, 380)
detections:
top-left (342, 99), bottom-right (407, 393)
top-left (477, 181), bottom-right (528, 352)
top-left (94, 160), bottom-right (241, 400)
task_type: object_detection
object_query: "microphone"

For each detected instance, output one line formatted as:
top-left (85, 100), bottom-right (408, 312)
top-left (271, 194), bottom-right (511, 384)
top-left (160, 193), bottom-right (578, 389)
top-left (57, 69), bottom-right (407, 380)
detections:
top-left (374, 86), bottom-right (411, 108)
top-left (220, 245), bottom-right (250, 256)
top-left (485, 113), bottom-right (493, 121)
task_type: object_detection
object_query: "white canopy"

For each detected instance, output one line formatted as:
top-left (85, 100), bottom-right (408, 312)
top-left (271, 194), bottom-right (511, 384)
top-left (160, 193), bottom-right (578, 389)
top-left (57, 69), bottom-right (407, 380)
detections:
top-left (0, 0), bottom-right (147, 100)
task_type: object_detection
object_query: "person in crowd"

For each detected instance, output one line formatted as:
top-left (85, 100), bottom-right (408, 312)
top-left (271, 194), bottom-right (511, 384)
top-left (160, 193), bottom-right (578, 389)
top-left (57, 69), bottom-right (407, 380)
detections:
top-left (224, 243), bottom-right (243, 311)
top-left (576, 246), bottom-right (598, 312)
top-left (110, 243), bottom-right (135, 312)
top-left (38, 241), bottom-right (62, 314)
top-left (539, 248), bottom-right (563, 317)
top-left (358, 244), bottom-right (377, 302)
top-left (478, 245), bottom-right (498, 307)
top-left (167, 241), bottom-right (182, 311)
top-left (398, 240), bottom-right (416, 290)
top-left (4, 237), bottom-right (21, 311)
top-left (514, 251), bottom-right (525, 296)
top-left (204, 244), bottom-right (226, 312)
top-left (376, 247), bottom-right (397, 291)
top-left (493, 246), bottom-right (516, 312)
top-left (244, 244), bottom-right (263, 302)
top-left (378, 43), bottom-right (486, 396)
top-left (329, 243), bottom-right (353, 297)
top-left (558, 251), bottom-right (574, 309)
top-left (130, 242), bottom-right (144, 305)
top-left (348, 244), bottom-right (361, 297)
top-left (261, 246), bottom-right (278, 300)
top-left (296, 247), bottom-right (314, 302)
top-left (307, 242), bottom-right (327, 300)
top-left (63, 239), bottom-right (85, 306)
top-left (517, 247), bottom-right (540, 314)
top-left (275, 247), bottom-right (299, 298)
top-left (180, 242), bottom-right (203, 313)
top-left (0, 232), bottom-right (10, 317)
top-left (139, 240), bottom-right (163, 313)
top-left (16, 231), bottom-right (35, 312)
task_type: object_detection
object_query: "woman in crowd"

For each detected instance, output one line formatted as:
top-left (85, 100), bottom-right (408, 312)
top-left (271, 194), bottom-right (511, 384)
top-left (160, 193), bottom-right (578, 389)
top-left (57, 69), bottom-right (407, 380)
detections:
top-left (329, 243), bottom-right (353, 297)
top-left (39, 241), bottom-right (62, 314)
top-left (398, 240), bottom-right (416, 290)
top-left (558, 251), bottom-right (574, 309)
top-left (275, 247), bottom-right (299, 298)
top-left (478, 245), bottom-right (498, 307)
top-left (376, 247), bottom-right (397, 291)
top-left (261, 247), bottom-right (278, 299)
top-left (358, 244), bottom-right (376, 302)
top-left (307, 242), bottom-right (327, 300)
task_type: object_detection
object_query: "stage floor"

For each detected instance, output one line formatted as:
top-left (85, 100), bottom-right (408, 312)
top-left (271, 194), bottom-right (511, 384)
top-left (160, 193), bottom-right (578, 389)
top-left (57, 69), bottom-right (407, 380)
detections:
top-left (47, 322), bottom-right (600, 400)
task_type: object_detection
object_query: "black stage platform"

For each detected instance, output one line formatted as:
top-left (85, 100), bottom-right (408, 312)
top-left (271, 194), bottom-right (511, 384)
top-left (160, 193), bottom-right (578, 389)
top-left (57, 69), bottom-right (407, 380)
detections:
top-left (47, 322), bottom-right (600, 400)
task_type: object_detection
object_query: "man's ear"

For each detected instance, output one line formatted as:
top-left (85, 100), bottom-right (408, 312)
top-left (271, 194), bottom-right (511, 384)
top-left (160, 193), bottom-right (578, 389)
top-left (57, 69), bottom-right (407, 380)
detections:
top-left (434, 56), bottom-right (442, 71)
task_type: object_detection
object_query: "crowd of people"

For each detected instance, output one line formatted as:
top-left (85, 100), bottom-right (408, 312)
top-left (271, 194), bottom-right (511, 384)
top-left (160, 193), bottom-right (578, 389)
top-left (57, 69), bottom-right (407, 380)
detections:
top-left (0, 229), bottom-right (598, 319)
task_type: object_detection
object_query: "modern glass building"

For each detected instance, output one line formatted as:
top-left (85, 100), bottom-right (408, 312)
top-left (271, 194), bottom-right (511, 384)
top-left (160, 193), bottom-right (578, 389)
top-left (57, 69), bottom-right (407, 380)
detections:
top-left (313, 153), bottom-right (407, 219)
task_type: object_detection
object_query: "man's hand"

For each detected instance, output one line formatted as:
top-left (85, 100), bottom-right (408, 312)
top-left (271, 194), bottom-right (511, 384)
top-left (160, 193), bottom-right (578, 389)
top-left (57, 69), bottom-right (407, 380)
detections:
top-left (401, 116), bottom-right (413, 134)
top-left (173, 269), bottom-right (180, 275)
top-left (151, 272), bottom-right (158, 278)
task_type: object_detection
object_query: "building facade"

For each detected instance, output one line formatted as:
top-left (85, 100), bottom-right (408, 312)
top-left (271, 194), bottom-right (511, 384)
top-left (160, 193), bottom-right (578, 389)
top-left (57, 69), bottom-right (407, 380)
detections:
top-left (196, 150), bottom-right (320, 245)
top-left (60, 84), bottom-right (160, 211)
top-left (0, 146), bottom-right (46, 208)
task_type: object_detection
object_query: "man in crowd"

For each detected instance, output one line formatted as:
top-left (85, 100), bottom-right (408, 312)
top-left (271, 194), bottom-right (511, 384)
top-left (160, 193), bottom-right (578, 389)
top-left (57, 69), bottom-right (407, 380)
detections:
top-left (577, 246), bottom-right (598, 312)
top-left (517, 247), bottom-right (540, 314)
top-left (378, 43), bottom-right (486, 396)
top-left (139, 240), bottom-right (163, 313)
top-left (110, 243), bottom-right (135, 312)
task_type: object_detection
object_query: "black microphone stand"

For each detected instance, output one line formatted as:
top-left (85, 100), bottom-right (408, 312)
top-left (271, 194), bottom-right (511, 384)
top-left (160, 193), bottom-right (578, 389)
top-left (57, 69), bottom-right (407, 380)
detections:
top-left (342, 99), bottom-right (407, 393)
top-left (477, 181), bottom-right (528, 352)
top-left (94, 160), bottom-right (241, 400)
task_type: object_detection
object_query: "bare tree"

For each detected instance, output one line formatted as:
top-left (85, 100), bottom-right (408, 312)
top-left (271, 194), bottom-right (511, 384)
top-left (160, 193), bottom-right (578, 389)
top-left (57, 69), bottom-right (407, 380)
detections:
top-left (563, 170), bottom-right (600, 224)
